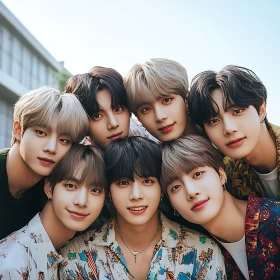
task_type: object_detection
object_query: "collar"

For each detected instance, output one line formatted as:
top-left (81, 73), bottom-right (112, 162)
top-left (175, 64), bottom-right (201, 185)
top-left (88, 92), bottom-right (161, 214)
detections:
top-left (28, 213), bottom-right (64, 268)
top-left (90, 212), bottom-right (180, 249)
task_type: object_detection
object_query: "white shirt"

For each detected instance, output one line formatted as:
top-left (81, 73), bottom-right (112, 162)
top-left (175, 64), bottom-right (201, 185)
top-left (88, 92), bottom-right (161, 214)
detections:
top-left (254, 166), bottom-right (278, 198)
top-left (216, 235), bottom-right (249, 280)
top-left (0, 213), bottom-right (64, 280)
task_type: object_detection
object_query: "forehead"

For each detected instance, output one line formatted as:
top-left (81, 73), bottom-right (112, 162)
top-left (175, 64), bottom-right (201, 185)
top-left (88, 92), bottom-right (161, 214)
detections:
top-left (96, 88), bottom-right (113, 109)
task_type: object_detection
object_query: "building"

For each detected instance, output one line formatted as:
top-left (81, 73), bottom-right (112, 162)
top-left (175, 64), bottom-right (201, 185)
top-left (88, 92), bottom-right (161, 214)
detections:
top-left (0, 2), bottom-right (67, 149)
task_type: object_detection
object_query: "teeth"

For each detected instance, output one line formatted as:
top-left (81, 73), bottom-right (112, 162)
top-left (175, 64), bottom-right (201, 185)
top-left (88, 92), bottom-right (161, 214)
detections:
top-left (130, 207), bottom-right (146, 211)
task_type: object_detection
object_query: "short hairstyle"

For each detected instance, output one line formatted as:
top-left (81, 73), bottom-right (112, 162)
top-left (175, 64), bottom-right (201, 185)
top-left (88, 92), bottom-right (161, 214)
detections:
top-left (160, 135), bottom-right (224, 193)
top-left (12, 87), bottom-right (89, 145)
top-left (104, 136), bottom-right (162, 188)
top-left (48, 144), bottom-right (107, 192)
top-left (64, 66), bottom-right (129, 118)
top-left (124, 58), bottom-right (189, 115)
top-left (188, 65), bottom-right (268, 128)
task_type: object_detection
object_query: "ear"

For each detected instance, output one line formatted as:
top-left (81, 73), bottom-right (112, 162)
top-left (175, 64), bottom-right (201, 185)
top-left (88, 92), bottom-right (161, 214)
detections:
top-left (44, 179), bottom-right (53, 200)
top-left (13, 121), bottom-right (22, 142)
top-left (259, 101), bottom-right (267, 122)
top-left (218, 167), bottom-right (227, 186)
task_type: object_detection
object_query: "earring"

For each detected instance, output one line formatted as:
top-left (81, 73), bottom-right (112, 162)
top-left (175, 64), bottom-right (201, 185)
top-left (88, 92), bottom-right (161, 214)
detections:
top-left (174, 208), bottom-right (179, 216)
top-left (222, 178), bottom-right (227, 191)
top-left (109, 197), bottom-right (112, 202)
top-left (160, 196), bottom-right (164, 202)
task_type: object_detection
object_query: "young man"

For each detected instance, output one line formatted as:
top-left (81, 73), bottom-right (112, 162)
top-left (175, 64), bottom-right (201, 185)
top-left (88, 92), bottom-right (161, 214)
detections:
top-left (161, 135), bottom-right (280, 279)
top-left (124, 58), bottom-right (199, 142)
top-left (0, 144), bottom-right (106, 279)
top-left (60, 137), bottom-right (227, 280)
top-left (64, 66), bottom-right (157, 149)
top-left (0, 87), bottom-right (89, 239)
top-left (188, 65), bottom-right (279, 199)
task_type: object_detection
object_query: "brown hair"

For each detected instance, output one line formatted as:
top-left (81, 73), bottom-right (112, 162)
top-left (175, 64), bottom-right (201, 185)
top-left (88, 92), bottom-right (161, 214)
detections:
top-left (160, 135), bottom-right (224, 193)
top-left (48, 144), bottom-right (107, 192)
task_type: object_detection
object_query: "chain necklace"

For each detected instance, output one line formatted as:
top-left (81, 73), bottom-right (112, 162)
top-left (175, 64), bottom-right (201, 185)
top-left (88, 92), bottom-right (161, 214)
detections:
top-left (115, 222), bottom-right (160, 263)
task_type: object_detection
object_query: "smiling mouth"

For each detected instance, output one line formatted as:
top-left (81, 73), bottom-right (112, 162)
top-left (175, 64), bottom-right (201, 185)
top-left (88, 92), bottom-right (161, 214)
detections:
top-left (107, 132), bottom-right (123, 140)
top-left (68, 211), bottom-right (89, 219)
top-left (191, 199), bottom-right (209, 211)
top-left (158, 123), bottom-right (175, 133)
top-left (38, 157), bottom-right (55, 166)
top-left (127, 206), bottom-right (147, 211)
top-left (226, 137), bottom-right (245, 147)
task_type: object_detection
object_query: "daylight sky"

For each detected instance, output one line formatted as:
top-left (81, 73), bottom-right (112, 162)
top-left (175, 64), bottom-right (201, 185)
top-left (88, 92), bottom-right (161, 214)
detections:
top-left (2, 0), bottom-right (280, 123)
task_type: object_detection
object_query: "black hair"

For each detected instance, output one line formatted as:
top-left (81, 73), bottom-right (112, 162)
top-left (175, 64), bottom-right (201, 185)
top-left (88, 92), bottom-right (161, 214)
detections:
top-left (188, 65), bottom-right (267, 128)
top-left (64, 66), bottom-right (129, 118)
top-left (104, 136), bottom-right (162, 186)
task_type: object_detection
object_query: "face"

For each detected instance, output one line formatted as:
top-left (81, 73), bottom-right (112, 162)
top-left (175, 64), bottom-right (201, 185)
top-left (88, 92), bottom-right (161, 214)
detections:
top-left (136, 93), bottom-right (188, 141)
top-left (167, 166), bottom-right (225, 226)
top-left (18, 113), bottom-right (73, 177)
top-left (204, 89), bottom-right (265, 159)
top-left (110, 176), bottom-right (161, 226)
top-left (48, 163), bottom-right (105, 232)
top-left (88, 89), bottom-right (130, 149)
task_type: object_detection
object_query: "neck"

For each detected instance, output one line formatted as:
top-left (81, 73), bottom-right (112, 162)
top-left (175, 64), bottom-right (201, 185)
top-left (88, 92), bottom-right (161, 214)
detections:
top-left (202, 192), bottom-right (247, 242)
top-left (244, 123), bottom-right (277, 173)
top-left (183, 117), bottom-right (197, 136)
top-left (115, 210), bottom-right (161, 251)
top-left (40, 202), bottom-right (76, 249)
top-left (7, 143), bottom-right (43, 198)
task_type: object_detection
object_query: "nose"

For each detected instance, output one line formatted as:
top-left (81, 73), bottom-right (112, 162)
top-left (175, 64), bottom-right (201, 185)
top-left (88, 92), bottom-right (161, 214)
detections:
top-left (43, 135), bottom-right (57, 154)
top-left (74, 187), bottom-right (87, 207)
top-left (182, 179), bottom-right (200, 201)
top-left (223, 116), bottom-right (238, 136)
top-left (129, 182), bottom-right (144, 200)
top-left (107, 112), bottom-right (119, 130)
top-left (154, 105), bottom-right (167, 122)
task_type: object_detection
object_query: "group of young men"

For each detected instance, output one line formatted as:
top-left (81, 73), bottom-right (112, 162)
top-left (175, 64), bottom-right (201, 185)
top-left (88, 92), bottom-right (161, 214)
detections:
top-left (0, 58), bottom-right (279, 279)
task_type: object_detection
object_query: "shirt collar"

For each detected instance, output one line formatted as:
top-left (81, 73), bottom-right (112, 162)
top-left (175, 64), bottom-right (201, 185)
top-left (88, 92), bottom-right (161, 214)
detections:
top-left (90, 212), bottom-right (180, 249)
top-left (28, 213), bottom-right (64, 268)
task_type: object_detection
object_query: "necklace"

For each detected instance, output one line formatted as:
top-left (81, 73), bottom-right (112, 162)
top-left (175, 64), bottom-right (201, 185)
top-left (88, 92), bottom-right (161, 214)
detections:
top-left (115, 222), bottom-right (160, 263)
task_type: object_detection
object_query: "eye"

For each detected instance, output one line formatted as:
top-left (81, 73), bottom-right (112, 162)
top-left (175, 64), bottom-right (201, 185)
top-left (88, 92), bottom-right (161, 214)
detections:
top-left (91, 113), bottom-right (102, 121)
top-left (232, 108), bottom-right (245, 115)
top-left (171, 185), bottom-right (181, 192)
top-left (143, 179), bottom-right (154, 185)
top-left (35, 130), bottom-right (46, 136)
top-left (117, 179), bottom-right (130, 186)
top-left (162, 97), bottom-right (172, 104)
top-left (193, 171), bottom-right (204, 178)
top-left (60, 138), bottom-right (71, 145)
top-left (115, 105), bottom-right (124, 113)
top-left (140, 107), bottom-right (151, 114)
top-left (65, 183), bottom-right (77, 190)
top-left (207, 119), bottom-right (219, 125)
top-left (91, 188), bottom-right (102, 194)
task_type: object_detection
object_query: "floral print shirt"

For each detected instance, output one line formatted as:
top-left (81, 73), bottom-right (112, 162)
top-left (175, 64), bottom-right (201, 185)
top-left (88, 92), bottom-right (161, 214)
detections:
top-left (224, 123), bottom-right (280, 200)
top-left (60, 213), bottom-right (226, 280)
top-left (0, 213), bottom-right (63, 280)
top-left (222, 195), bottom-right (280, 280)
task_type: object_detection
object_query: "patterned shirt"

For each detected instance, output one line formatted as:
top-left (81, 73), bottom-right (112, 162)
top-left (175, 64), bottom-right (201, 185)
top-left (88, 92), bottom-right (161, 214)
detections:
top-left (60, 213), bottom-right (226, 280)
top-left (0, 213), bottom-right (63, 280)
top-left (224, 123), bottom-right (280, 199)
top-left (223, 195), bottom-right (280, 279)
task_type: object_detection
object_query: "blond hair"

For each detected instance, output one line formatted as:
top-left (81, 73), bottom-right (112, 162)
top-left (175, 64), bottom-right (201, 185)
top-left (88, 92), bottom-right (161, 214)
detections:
top-left (12, 86), bottom-right (89, 145)
top-left (124, 58), bottom-right (189, 115)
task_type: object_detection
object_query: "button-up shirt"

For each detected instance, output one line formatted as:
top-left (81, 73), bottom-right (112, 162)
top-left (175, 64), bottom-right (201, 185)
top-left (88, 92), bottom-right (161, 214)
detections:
top-left (0, 213), bottom-right (64, 280)
top-left (60, 213), bottom-right (226, 279)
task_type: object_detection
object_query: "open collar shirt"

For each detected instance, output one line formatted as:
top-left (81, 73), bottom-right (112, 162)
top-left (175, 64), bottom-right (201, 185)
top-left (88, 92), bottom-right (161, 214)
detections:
top-left (60, 213), bottom-right (226, 280)
top-left (0, 213), bottom-right (63, 280)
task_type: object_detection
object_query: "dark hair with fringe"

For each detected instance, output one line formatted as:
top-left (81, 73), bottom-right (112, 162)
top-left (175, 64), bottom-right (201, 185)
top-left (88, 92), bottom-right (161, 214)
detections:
top-left (160, 135), bottom-right (224, 193)
top-left (188, 65), bottom-right (268, 128)
top-left (104, 136), bottom-right (162, 186)
top-left (64, 66), bottom-right (129, 118)
top-left (48, 144), bottom-right (107, 193)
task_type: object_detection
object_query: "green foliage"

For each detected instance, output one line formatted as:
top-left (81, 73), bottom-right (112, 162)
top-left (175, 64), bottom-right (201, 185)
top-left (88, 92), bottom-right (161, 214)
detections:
top-left (56, 71), bottom-right (72, 91)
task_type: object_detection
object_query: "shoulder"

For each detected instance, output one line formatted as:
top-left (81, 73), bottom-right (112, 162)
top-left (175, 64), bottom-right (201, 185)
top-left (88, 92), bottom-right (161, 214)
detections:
top-left (0, 148), bottom-right (9, 171)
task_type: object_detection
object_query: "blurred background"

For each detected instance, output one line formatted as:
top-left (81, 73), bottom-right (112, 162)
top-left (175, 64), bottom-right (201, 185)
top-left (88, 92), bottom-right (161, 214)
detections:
top-left (0, 0), bottom-right (279, 148)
